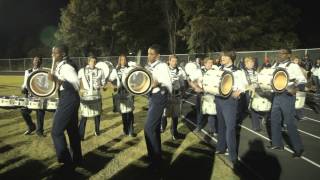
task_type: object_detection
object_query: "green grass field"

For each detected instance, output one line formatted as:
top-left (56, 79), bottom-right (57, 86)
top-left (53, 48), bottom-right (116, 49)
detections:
top-left (0, 76), bottom-right (239, 180)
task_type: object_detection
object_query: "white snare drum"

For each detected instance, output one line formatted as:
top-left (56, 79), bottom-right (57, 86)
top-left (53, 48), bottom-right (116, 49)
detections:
top-left (14, 97), bottom-right (28, 107)
top-left (80, 95), bottom-right (102, 117)
top-left (201, 94), bottom-right (216, 115)
top-left (251, 95), bottom-right (272, 112)
top-left (257, 68), bottom-right (289, 92)
top-left (295, 91), bottom-right (306, 109)
top-left (202, 69), bottom-right (234, 97)
top-left (0, 96), bottom-right (16, 108)
top-left (27, 98), bottom-right (44, 109)
top-left (45, 98), bottom-right (59, 110)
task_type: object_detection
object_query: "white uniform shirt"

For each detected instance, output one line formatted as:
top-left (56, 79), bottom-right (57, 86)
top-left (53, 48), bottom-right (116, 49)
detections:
top-left (311, 66), bottom-right (320, 79)
top-left (222, 65), bottom-right (248, 92)
top-left (146, 60), bottom-right (172, 94)
top-left (78, 66), bottom-right (105, 91)
top-left (22, 68), bottom-right (40, 89)
top-left (169, 66), bottom-right (187, 90)
top-left (242, 69), bottom-right (258, 87)
top-left (272, 60), bottom-right (307, 86)
top-left (55, 60), bottom-right (79, 91)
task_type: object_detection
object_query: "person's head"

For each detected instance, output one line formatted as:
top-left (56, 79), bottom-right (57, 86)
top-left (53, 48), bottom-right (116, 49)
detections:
top-left (291, 56), bottom-right (301, 65)
top-left (278, 48), bottom-right (291, 62)
top-left (32, 56), bottom-right (42, 68)
top-left (148, 44), bottom-right (160, 64)
top-left (215, 58), bottom-right (220, 65)
top-left (203, 57), bottom-right (214, 70)
top-left (52, 44), bottom-right (68, 62)
top-left (168, 55), bottom-right (178, 68)
top-left (220, 51), bottom-right (236, 66)
top-left (244, 56), bottom-right (255, 70)
top-left (87, 56), bottom-right (97, 69)
top-left (117, 54), bottom-right (127, 67)
top-left (316, 58), bottom-right (320, 65)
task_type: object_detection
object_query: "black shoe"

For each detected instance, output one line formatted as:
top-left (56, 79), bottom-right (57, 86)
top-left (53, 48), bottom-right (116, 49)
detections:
top-left (292, 149), bottom-right (304, 158)
top-left (36, 132), bottom-right (46, 137)
top-left (254, 128), bottom-right (262, 132)
top-left (268, 145), bottom-right (284, 151)
top-left (160, 128), bottom-right (164, 133)
top-left (24, 125), bottom-right (36, 135)
top-left (94, 131), bottom-right (100, 136)
top-left (215, 150), bottom-right (226, 154)
top-left (80, 137), bottom-right (85, 141)
top-left (128, 133), bottom-right (136, 137)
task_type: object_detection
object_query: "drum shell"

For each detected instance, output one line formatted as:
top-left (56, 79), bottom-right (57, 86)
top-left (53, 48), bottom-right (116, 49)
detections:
top-left (45, 98), bottom-right (59, 110)
top-left (202, 70), bottom-right (234, 97)
top-left (80, 98), bottom-right (102, 117)
top-left (26, 69), bottom-right (57, 98)
top-left (295, 91), bottom-right (306, 109)
top-left (251, 95), bottom-right (272, 112)
top-left (201, 94), bottom-right (216, 115)
top-left (27, 98), bottom-right (44, 109)
top-left (122, 67), bottom-right (153, 95)
top-left (14, 97), bottom-right (28, 107)
top-left (257, 68), bottom-right (289, 92)
top-left (0, 96), bottom-right (16, 108)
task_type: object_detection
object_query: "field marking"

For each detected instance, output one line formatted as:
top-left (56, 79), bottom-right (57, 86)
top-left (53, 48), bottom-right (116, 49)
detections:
top-left (303, 107), bottom-right (314, 111)
top-left (298, 129), bottom-right (320, 140)
top-left (303, 117), bottom-right (320, 123)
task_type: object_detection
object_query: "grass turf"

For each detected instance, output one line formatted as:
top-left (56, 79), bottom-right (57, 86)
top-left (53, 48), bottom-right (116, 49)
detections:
top-left (0, 75), bottom-right (239, 180)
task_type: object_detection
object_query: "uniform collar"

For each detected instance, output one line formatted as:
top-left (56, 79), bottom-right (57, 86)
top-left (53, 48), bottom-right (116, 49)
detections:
top-left (149, 60), bottom-right (161, 68)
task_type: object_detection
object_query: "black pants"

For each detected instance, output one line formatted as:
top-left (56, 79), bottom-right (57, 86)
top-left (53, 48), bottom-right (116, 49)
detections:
top-left (51, 88), bottom-right (82, 164)
top-left (79, 115), bottom-right (101, 139)
top-left (144, 89), bottom-right (168, 166)
top-left (122, 112), bottom-right (134, 135)
top-left (20, 108), bottom-right (45, 134)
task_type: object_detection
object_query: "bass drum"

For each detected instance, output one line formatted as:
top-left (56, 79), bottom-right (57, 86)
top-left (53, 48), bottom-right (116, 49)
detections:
top-left (257, 68), bottom-right (289, 92)
top-left (122, 67), bottom-right (153, 95)
top-left (96, 61), bottom-right (114, 80)
top-left (202, 69), bottom-right (234, 97)
top-left (27, 68), bottom-right (57, 98)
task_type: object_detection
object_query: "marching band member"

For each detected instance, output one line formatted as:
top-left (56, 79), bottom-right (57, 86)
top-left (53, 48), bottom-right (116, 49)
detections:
top-left (114, 54), bottom-right (135, 137)
top-left (144, 44), bottom-right (172, 172)
top-left (48, 44), bottom-right (82, 168)
top-left (20, 56), bottom-right (46, 137)
top-left (160, 55), bottom-right (186, 140)
top-left (215, 51), bottom-right (247, 167)
top-left (311, 58), bottom-right (320, 94)
top-left (269, 48), bottom-right (306, 158)
top-left (78, 56), bottom-right (107, 140)
top-left (242, 56), bottom-right (263, 132)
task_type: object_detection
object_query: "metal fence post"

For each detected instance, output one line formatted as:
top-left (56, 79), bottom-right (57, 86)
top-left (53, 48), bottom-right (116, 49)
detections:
top-left (8, 58), bottom-right (12, 71)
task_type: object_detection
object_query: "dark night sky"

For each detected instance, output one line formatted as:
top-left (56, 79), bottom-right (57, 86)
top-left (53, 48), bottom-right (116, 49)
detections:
top-left (0, 0), bottom-right (319, 58)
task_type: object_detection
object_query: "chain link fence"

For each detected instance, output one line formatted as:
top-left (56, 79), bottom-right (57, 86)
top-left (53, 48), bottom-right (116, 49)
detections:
top-left (0, 48), bottom-right (319, 73)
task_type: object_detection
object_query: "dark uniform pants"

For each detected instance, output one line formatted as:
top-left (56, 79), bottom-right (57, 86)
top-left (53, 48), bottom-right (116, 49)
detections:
top-left (144, 89), bottom-right (168, 166)
top-left (51, 85), bottom-right (82, 164)
top-left (21, 108), bottom-right (45, 133)
top-left (271, 93), bottom-right (303, 152)
top-left (79, 115), bottom-right (101, 138)
top-left (122, 112), bottom-right (134, 135)
top-left (216, 96), bottom-right (238, 162)
top-left (245, 92), bottom-right (262, 131)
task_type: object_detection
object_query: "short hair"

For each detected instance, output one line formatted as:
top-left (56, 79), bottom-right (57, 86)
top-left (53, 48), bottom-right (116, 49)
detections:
top-left (244, 56), bottom-right (255, 64)
top-left (87, 56), bottom-right (97, 62)
top-left (203, 57), bottom-right (214, 64)
top-left (53, 44), bottom-right (69, 56)
top-left (33, 56), bottom-right (43, 65)
top-left (281, 48), bottom-right (292, 54)
top-left (149, 44), bottom-right (161, 54)
top-left (168, 54), bottom-right (177, 62)
top-left (221, 50), bottom-right (236, 61)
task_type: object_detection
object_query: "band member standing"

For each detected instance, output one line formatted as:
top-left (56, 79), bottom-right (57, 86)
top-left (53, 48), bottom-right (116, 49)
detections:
top-left (160, 55), bottom-right (186, 140)
top-left (242, 56), bottom-right (263, 132)
top-left (115, 54), bottom-right (135, 136)
top-left (48, 44), bottom-right (82, 167)
top-left (269, 48), bottom-right (306, 158)
top-left (21, 56), bottom-right (46, 137)
top-left (78, 56), bottom-right (107, 140)
top-left (311, 58), bottom-right (320, 94)
top-left (144, 44), bottom-right (172, 171)
top-left (215, 51), bottom-right (247, 167)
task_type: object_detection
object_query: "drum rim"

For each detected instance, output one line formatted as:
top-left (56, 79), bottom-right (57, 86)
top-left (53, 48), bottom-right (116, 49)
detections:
top-left (27, 70), bottom-right (57, 98)
top-left (219, 71), bottom-right (234, 97)
top-left (271, 68), bottom-right (289, 92)
top-left (124, 67), bottom-right (152, 95)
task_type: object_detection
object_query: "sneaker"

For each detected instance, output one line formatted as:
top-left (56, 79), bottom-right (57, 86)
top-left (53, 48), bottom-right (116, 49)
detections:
top-left (94, 131), bottom-right (100, 136)
top-left (292, 149), bottom-right (304, 158)
top-left (267, 145), bottom-right (284, 151)
top-left (24, 124), bottom-right (36, 135)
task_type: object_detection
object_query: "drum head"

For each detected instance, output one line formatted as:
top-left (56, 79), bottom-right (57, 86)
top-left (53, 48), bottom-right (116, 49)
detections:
top-left (220, 72), bottom-right (233, 97)
top-left (27, 70), bottom-right (57, 98)
top-left (272, 69), bottom-right (288, 92)
top-left (184, 62), bottom-right (198, 76)
top-left (124, 68), bottom-right (152, 95)
top-left (96, 61), bottom-right (113, 79)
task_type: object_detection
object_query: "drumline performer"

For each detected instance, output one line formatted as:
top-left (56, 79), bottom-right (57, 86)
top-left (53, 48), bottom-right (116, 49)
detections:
top-left (78, 56), bottom-right (107, 140)
top-left (114, 54), bottom-right (135, 137)
top-left (242, 56), bottom-right (263, 132)
top-left (48, 44), bottom-right (82, 167)
top-left (269, 48), bottom-right (306, 158)
top-left (21, 56), bottom-right (46, 137)
top-left (215, 51), bottom-right (247, 167)
top-left (160, 55), bottom-right (186, 140)
top-left (144, 44), bottom-right (172, 172)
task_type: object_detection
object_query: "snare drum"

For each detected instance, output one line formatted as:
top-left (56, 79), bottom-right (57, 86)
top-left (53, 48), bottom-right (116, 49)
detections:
top-left (202, 69), bottom-right (234, 97)
top-left (295, 91), bottom-right (306, 109)
top-left (14, 97), bottom-right (28, 107)
top-left (201, 94), bottom-right (216, 115)
top-left (80, 95), bottom-right (102, 117)
top-left (257, 68), bottom-right (289, 92)
top-left (45, 98), bottom-right (59, 110)
top-left (0, 96), bottom-right (16, 108)
top-left (27, 98), bottom-right (44, 109)
top-left (250, 95), bottom-right (272, 112)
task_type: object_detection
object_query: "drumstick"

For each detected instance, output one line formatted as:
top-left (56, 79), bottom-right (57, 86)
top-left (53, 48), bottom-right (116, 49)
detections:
top-left (136, 49), bottom-right (141, 66)
top-left (50, 58), bottom-right (55, 74)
